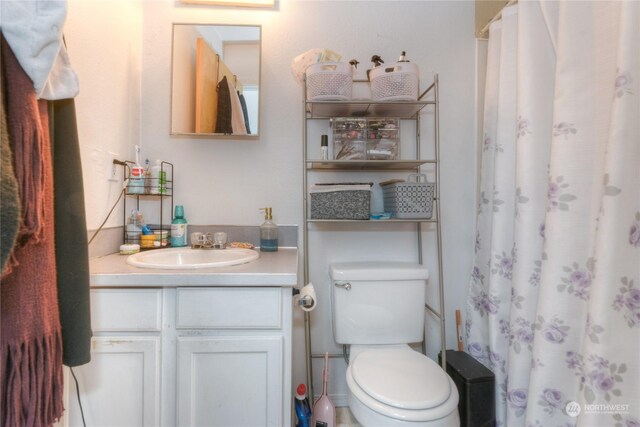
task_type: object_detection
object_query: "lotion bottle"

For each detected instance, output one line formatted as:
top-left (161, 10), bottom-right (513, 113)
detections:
top-left (259, 207), bottom-right (278, 252)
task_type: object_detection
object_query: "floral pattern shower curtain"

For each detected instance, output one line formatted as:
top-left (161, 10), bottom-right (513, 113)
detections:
top-left (466, 1), bottom-right (640, 426)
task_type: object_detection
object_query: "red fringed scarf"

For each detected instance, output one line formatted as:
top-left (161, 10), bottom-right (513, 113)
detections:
top-left (2, 42), bottom-right (46, 248)
top-left (1, 35), bottom-right (64, 427)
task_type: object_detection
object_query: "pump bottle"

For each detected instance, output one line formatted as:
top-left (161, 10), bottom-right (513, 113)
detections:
top-left (259, 207), bottom-right (278, 252)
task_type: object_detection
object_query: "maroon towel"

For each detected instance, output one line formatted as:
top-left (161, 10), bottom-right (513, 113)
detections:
top-left (1, 34), bottom-right (64, 427)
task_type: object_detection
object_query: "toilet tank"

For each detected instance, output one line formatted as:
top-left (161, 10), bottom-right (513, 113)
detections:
top-left (329, 262), bottom-right (429, 345)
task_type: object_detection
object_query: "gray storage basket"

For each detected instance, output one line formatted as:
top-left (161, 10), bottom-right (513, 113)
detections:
top-left (310, 183), bottom-right (372, 220)
top-left (381, 174), bottom-right (435, 219)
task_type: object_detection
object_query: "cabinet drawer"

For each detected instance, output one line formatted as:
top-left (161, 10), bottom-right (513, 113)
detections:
top-left (91, 289), bottom-right (162, 332)
top-left (176, 287), bottom-right (281, 329)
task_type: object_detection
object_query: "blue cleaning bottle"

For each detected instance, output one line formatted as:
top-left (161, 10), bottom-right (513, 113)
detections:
top-left (294, 383), bottom-right (312, 427)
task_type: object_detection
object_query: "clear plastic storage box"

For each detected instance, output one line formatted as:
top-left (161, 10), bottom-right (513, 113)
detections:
top-left (366, 118), bottom-right (399, 160)
top-left (332, 118), bottom-right (399, 160)
top-left (332, 118), bottom-right (367, 160)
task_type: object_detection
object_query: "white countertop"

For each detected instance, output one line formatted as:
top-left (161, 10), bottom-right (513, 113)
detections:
top-left (90, 247), bottom-right (298, 287)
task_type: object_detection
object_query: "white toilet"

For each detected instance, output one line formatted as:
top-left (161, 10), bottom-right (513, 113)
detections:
top-left (330, 262), bottom-right (460, 427)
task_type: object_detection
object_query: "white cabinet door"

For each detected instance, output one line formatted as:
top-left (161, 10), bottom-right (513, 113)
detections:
top-left (177, 336), bottom-right (283, 427)
top-left (67, 336), bottom-right (160, 427)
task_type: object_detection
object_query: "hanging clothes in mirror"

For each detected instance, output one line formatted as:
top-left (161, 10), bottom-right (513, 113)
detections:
top-left (228, 79), bottom-right (247, 135)
top-left (215, 75), bottom-right (232, 134)
top-left (238, 91), bottom-right (251, 134)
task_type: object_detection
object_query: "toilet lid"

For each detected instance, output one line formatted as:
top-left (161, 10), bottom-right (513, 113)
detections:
top-left (351, 348), bottom-right (451, 410)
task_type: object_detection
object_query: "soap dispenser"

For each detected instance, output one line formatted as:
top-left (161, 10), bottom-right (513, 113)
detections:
top-left (259, 207), bottom-right (278, 252)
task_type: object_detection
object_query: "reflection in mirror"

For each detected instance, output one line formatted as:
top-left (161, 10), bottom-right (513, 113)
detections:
top-left (171, 24), bottom-right (261, 137)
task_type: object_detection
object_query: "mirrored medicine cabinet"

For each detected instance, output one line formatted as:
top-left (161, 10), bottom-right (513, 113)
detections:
top-left (171, 23), bottom-right (261, 137)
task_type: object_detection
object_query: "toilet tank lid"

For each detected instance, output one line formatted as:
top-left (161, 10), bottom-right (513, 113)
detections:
top-left (330, 262), bottom-right (429, 281)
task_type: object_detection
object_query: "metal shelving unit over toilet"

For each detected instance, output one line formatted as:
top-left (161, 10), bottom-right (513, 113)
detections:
top-left (302, 75), bottom-right (446, 399)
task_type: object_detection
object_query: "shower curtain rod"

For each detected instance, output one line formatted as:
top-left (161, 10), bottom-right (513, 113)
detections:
top-left (477, 0), bottom-right (518, 39)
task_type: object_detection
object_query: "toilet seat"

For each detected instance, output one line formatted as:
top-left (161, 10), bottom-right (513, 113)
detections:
top-left (346, 347), bottom-right (459, 422)
top-left (352, 347), bottom-right (451, 410)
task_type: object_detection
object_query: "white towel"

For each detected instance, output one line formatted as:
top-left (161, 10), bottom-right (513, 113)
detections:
top-left (1, 1), bottom-right (79, 100)
top-left (227, 79), bottom-right (247, 135)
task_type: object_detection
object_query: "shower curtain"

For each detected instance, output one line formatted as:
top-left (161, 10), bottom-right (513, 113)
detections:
top-left (466, 1), bottom-right (639, 426)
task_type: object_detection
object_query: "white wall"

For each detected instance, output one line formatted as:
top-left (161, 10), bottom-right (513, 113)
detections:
top-left (65, 0), bottom-right (142, 230)
top-left (67, 0), bottom-right (477, 406)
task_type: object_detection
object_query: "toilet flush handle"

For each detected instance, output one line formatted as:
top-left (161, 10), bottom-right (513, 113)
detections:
top-left (334, 282), bottom-right (352, 291)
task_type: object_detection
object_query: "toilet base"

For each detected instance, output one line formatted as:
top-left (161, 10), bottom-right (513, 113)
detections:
top-left (348, 391), bottom-right (460, 427)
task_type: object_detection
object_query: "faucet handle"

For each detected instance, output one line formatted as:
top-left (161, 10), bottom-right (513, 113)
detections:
top-left (202, 233), bottom-right (214, 248)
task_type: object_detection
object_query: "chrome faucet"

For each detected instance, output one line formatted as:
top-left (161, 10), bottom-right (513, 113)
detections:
top-left (190, 232), bottom-right (227, 249)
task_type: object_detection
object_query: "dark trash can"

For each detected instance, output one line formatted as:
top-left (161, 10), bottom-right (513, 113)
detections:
top-left (439, 350), bottom-right (495, 427)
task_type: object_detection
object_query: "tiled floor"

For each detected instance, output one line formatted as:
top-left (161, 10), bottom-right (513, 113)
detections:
top-left (336, 407), bottom-right (362, 427)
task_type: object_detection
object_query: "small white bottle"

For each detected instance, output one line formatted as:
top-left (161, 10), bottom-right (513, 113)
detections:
top-left (321, 135), bottom-right (329, 160)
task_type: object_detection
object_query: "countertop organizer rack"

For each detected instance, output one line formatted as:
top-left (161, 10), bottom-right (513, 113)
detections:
top-left (123, 161), bottom-right (174, 248)
top-left (302, 74), bottom-right (445, 399)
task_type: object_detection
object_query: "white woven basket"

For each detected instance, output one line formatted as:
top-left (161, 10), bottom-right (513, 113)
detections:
top-left (306, 62), bottom-right (353, 101)
top-left (370, 62), bottom-right (419, 101)
top-left (381, 174), bottom-right (435, 219)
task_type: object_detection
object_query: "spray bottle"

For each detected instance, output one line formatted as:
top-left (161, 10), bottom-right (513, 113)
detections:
top-left (294, 383), bottom-right (312, 427)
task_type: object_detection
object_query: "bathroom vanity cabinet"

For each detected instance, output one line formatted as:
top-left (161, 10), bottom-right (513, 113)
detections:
top-left (173, 287), bottom-right (287, 427)
top-left (61, 250), bottom-right (297, 427)
top-left (66, 288), bottom-right (163, 427)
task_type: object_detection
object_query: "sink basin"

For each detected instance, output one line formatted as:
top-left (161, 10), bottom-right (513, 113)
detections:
top-left (126, 247), bottom-right (259, 269)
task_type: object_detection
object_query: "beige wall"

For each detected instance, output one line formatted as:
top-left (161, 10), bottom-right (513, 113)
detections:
top-left (66, 0), bottom-right (142, 230)
top-left (476, 0), bottom-right (510, 37)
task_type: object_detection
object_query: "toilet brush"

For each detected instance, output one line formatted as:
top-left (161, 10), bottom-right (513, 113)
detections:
top-left (312, 352), bottom-right (335, 427)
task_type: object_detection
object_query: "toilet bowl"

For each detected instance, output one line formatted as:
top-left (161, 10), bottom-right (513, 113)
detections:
top-left (345, 345), bottom-right (460, 426)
